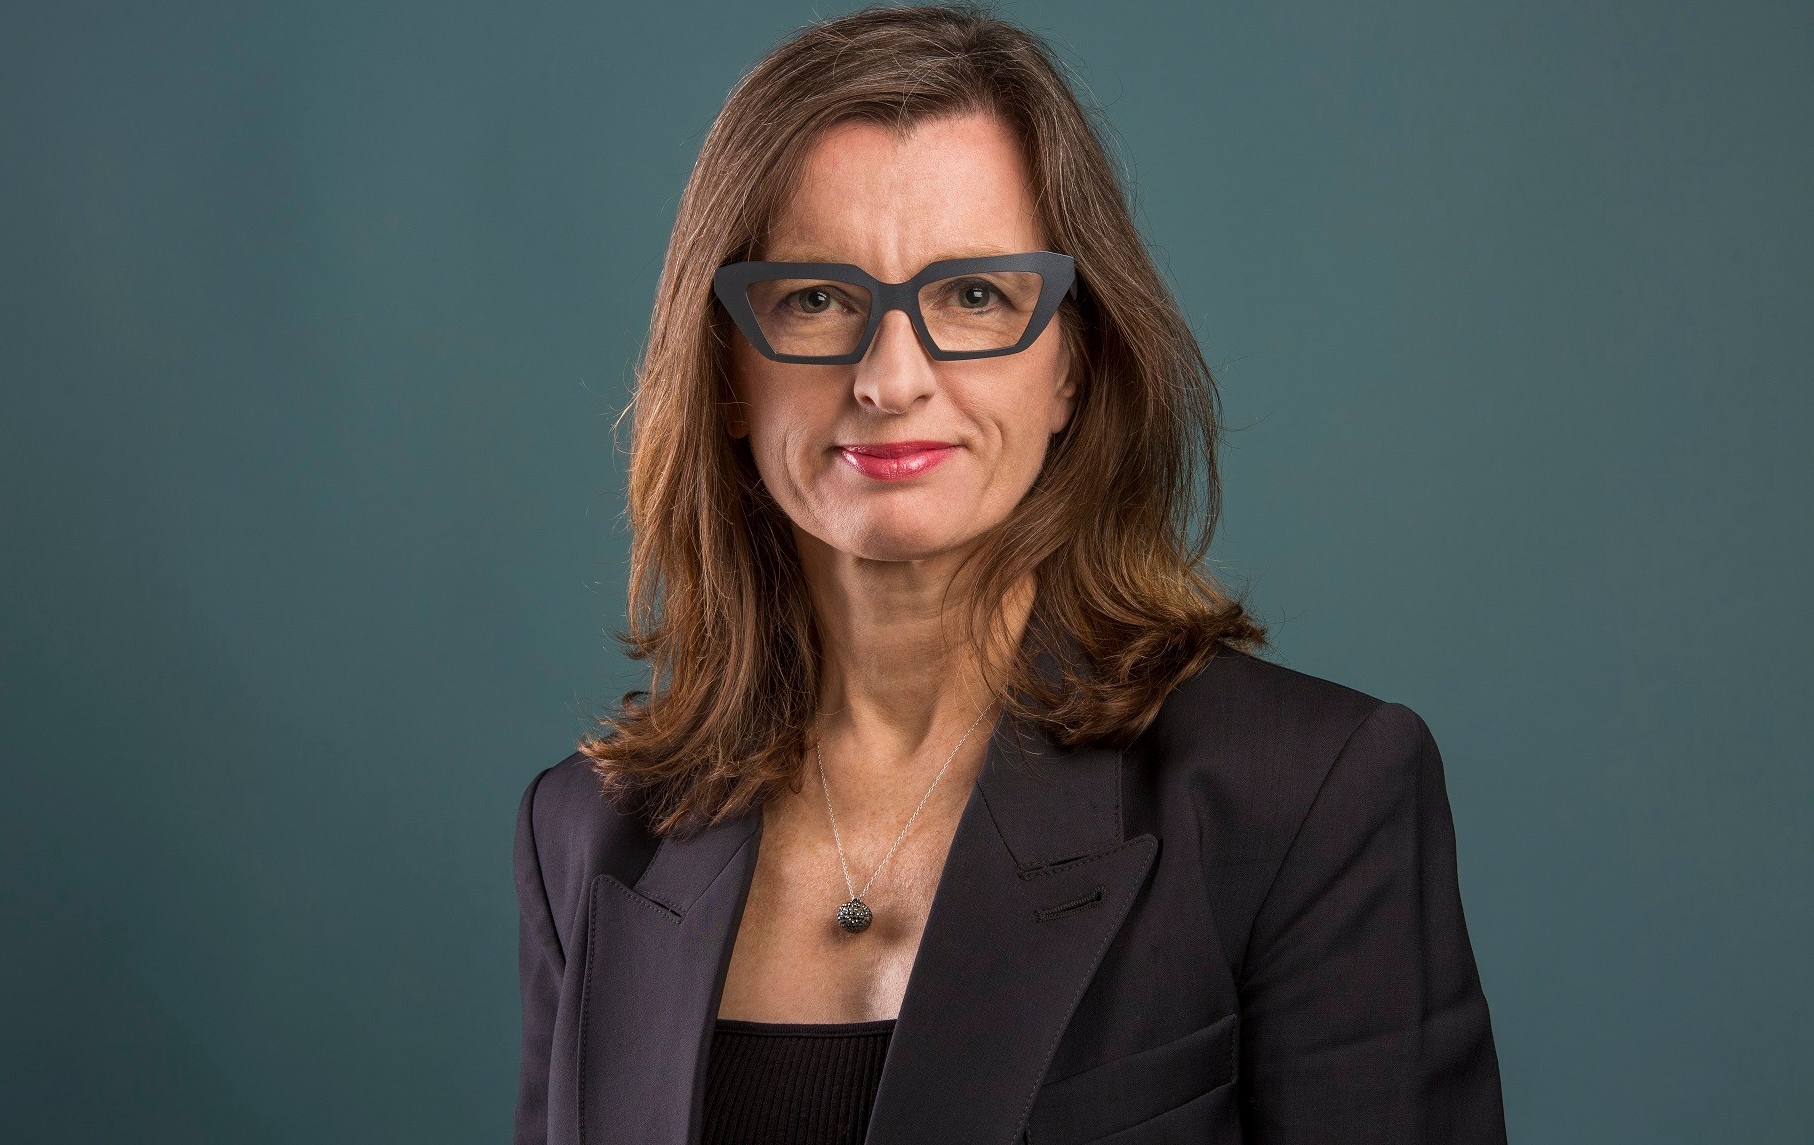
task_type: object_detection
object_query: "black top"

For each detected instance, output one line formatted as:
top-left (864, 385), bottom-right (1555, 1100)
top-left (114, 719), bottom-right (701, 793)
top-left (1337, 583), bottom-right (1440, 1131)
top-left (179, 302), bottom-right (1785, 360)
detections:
top-left (702, 1018), bottom-right (896, 1145)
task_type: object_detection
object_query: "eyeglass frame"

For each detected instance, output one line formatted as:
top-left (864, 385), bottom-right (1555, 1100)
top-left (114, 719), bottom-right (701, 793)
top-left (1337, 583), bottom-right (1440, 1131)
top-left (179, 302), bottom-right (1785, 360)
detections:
top-left (712, 250), bottom-right (1078, 365)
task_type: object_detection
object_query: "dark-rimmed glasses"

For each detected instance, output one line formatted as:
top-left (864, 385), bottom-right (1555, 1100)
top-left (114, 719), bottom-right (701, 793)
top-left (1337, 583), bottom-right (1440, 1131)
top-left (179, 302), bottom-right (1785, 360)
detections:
top-left (713, 251), bottom-right (1076, 364)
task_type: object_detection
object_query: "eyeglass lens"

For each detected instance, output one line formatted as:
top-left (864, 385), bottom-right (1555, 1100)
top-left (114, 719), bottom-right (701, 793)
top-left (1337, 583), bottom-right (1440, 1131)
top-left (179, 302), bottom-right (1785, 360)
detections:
top-left (742, 270), bottom-right (1047, 358)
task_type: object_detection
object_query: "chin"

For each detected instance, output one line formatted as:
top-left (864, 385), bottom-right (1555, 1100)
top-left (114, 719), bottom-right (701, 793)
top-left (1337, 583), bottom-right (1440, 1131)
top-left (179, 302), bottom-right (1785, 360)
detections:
top-left (829, 502), bottom-right (984, 564)
top-left (839, 525), bottom-right (966, 563)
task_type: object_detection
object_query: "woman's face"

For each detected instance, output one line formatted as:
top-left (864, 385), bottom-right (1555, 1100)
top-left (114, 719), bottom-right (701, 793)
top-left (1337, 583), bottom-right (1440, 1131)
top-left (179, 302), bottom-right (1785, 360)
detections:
top-left (726, 111), bottom-right (1077, 566)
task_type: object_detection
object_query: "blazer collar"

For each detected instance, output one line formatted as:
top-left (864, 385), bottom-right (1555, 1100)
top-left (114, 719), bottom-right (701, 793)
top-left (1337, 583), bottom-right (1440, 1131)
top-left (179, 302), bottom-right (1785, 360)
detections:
top-left (574, 714), bottom-right (1159, 1145)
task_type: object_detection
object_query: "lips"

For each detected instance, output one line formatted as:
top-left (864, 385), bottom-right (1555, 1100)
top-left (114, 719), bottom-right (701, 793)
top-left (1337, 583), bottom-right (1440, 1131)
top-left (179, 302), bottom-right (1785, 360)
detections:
top-left (836, 440), bottom-right (957, 481)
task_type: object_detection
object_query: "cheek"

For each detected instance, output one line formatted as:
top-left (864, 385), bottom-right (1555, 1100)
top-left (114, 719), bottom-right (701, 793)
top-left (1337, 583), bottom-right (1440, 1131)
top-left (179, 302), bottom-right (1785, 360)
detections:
top-left (986, 345), bottom-right (1070, 471)
top-left (729, 344), bottom-right (791, 442)
top-left (727, 348), bottom-right (835, 484)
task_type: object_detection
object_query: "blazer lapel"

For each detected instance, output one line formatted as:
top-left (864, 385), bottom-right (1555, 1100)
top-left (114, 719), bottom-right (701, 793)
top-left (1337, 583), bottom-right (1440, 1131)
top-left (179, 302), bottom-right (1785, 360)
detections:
top-left (865, 716), bottom-right (1160, 1145)
top-left (570, 711), bottom-right (1156, 1145)
top-left (573, 805), bottom-right (762, 1145)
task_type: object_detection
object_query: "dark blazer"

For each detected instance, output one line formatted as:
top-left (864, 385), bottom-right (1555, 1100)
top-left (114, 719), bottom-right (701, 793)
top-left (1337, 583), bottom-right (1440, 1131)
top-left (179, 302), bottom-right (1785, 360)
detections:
top-left (514, 648), bottom-right (1507, 1144)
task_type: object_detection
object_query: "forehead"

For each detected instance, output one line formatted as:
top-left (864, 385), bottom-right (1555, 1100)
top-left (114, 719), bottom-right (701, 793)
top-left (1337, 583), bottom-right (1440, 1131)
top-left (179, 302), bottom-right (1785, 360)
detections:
top-left (762, 111), bottom-right (1047, 276)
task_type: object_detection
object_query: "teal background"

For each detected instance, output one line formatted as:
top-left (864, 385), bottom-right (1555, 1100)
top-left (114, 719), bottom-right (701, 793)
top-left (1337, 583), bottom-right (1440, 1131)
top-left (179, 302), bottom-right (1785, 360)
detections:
top-left (2, 1), bottom-right (1808, 1140)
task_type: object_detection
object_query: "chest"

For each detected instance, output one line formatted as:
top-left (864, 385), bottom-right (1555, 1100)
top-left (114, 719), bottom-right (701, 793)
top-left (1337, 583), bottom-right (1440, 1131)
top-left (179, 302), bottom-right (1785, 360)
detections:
top-left (714, 787), bottom-right (969, 1022)
top-left (556, 739), bottom-right (1251, 1145)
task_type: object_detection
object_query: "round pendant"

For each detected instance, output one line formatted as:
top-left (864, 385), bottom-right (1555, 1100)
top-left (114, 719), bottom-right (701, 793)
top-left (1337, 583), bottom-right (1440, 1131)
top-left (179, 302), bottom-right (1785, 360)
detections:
top-left (836, 898), bottom-right (873, 933)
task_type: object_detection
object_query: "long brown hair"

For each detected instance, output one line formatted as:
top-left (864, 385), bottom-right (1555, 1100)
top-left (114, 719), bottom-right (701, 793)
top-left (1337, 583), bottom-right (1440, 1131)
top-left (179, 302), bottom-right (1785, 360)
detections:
top-left (584, 3), bottom-right (1265, 835)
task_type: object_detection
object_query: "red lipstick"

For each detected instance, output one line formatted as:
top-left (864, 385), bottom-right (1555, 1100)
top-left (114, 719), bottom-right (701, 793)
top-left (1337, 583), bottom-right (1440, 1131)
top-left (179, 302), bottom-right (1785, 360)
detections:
top-left (836, 440), bottom-right (957, 481)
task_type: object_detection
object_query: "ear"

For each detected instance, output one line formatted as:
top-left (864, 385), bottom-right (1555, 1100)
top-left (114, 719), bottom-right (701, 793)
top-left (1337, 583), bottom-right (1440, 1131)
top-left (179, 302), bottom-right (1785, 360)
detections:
top-left (723, 402), bottom-right (750, 439)
top-left (719, 368), bottom-right (751, 439)
top-left (1047, 329), bottom-right (1080, 435)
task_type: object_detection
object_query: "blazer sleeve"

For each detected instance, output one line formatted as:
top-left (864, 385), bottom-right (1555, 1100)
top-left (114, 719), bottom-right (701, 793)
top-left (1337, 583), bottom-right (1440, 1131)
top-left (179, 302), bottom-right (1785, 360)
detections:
top-left (1237, 702), bottom-right (1507, 1144)
top-left (514, 767), bottom-right (564, 1145)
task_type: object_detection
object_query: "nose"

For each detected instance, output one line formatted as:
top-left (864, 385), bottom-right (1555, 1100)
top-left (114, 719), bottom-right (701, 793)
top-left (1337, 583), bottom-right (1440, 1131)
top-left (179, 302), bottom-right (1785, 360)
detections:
top-left (852, 309), bottom-right (937, 414)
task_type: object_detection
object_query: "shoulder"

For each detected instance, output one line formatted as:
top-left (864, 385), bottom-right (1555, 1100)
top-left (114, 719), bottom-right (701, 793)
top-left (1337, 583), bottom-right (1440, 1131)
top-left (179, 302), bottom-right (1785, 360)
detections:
top-left (1151, 644), bottom-right (1395, 760)
top-left (1141, 645), bottom-right (1436, 863)
top-left (515, 750), bottom-right (662, 944)
top-left (1132, 647), bottom-right (1447, 974)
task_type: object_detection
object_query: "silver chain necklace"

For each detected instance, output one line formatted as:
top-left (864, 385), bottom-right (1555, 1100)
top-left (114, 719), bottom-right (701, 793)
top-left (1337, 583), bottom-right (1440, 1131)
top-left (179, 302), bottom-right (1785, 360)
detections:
top-left (815, 704), bottom-right (993, 934)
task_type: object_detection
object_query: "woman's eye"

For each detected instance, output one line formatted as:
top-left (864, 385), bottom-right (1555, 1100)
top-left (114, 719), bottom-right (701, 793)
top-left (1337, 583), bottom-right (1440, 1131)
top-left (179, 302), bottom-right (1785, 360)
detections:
top-left (792, 288), bottom-right (833, 313)
top-left (955, 283), bottom-right (996, 308)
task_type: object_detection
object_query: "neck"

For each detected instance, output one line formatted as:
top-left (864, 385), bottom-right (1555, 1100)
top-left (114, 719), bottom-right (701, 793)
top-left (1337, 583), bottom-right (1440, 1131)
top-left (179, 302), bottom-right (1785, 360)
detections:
top-left (794, 528), bottom-right (1033, 778)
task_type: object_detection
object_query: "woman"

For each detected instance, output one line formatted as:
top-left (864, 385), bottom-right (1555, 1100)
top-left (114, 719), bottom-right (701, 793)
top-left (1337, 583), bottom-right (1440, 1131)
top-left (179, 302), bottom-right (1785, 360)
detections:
top-left (515, 6), bottom-right (1506, 1144)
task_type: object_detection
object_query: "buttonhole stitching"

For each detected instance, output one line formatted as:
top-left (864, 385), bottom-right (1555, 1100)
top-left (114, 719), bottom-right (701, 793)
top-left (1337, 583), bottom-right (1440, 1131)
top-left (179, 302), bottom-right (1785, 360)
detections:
top-left (1036, 886), bottom-right (1106, 922)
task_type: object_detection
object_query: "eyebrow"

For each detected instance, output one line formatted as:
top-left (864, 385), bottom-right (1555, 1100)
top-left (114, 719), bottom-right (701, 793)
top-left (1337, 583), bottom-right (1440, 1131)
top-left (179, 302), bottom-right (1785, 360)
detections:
top-left (758, 244), bottom-right (1031, 270)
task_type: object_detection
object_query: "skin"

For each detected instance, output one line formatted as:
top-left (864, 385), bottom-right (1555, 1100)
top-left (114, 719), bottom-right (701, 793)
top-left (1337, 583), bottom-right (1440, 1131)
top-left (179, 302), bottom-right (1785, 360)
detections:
top-left (715, 111), bottom-right (1078, 1023)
